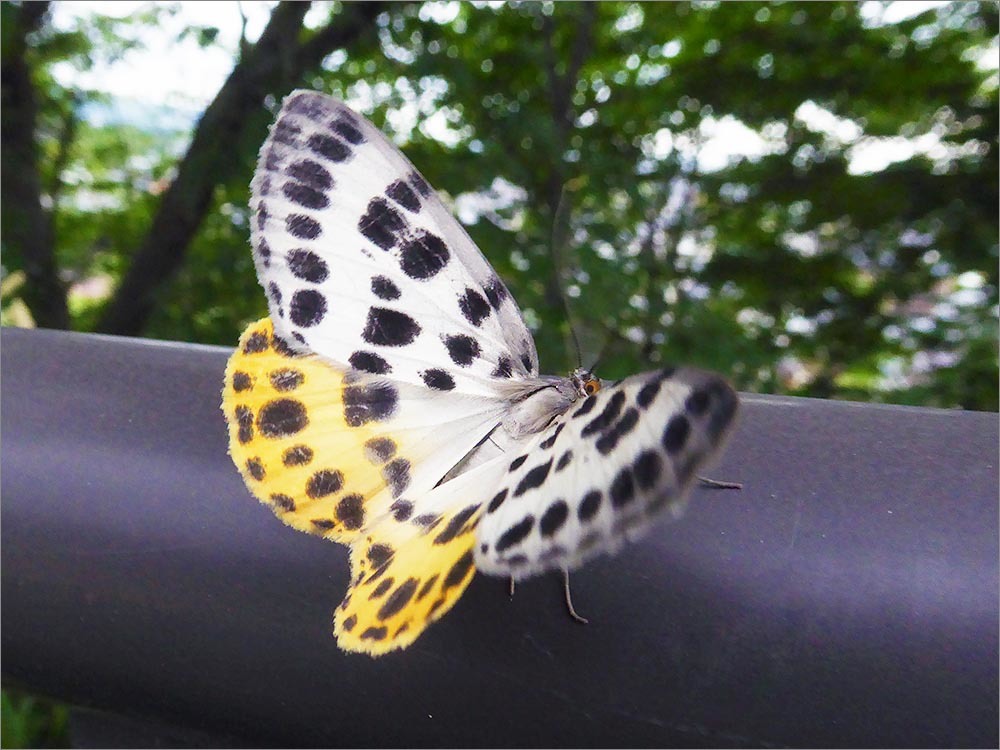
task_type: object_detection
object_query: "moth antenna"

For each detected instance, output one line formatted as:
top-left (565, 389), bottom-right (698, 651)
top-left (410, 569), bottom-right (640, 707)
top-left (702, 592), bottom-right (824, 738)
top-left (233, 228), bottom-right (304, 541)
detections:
top-left (551, 180), bottom-right (584, 369)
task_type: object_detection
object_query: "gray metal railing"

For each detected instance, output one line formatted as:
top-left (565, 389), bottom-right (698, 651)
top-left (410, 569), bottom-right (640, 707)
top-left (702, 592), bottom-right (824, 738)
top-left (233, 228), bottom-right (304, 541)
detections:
top-left (2, 326), bottom-right (997, 747)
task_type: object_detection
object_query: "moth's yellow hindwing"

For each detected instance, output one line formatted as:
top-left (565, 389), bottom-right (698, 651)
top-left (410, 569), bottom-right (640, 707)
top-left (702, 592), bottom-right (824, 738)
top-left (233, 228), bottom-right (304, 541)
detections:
top-left (222, 317), bottom-right (412, 543)
top-left (333, 502), bottom-right (483, 655)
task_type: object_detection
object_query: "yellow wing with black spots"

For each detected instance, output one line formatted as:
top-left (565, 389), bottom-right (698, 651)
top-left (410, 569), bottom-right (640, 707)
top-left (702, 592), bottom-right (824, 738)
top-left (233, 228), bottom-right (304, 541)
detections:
top-left (334, 456), bottom-right (508, 655)
top-left (222, 317), bottom-right (504, 544)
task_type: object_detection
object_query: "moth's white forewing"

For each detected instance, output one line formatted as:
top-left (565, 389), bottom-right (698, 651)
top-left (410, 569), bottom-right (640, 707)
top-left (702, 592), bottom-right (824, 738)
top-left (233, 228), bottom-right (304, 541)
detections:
top-left (249, 90), bottom-right (538, 398)
top-left (475, 367), bottom-right (739, 579)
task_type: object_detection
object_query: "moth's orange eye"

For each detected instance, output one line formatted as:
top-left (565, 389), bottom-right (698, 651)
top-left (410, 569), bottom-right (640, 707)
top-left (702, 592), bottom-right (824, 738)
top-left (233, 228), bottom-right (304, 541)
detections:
top-left (584, 379), bottom-right (601, 396)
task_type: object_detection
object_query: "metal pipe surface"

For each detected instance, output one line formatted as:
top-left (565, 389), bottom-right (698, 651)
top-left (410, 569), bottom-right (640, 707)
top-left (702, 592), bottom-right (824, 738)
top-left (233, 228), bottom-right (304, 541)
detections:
top-left (2, 326), bottom-right (997, 747)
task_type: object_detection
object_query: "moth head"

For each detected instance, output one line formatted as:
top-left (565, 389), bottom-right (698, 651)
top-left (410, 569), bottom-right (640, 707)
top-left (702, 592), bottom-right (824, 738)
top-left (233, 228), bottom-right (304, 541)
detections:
top-left (570, 368), bottom-right (601, 397)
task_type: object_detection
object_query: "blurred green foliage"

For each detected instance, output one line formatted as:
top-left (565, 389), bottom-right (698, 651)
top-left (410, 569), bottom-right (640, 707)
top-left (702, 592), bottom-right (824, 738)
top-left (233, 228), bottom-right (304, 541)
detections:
top-left (2, 1), bottom-right (996, 410)
top-left (0, 689), bottom-right (69, 748)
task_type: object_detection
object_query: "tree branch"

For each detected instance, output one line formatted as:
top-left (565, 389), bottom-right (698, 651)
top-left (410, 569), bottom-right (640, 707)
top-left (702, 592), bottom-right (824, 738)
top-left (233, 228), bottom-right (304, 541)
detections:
top-left (539, 5), bottom-right (597, 364)
top-left (1, 1), bottom-right (70, 329)
top-left (96, 1), bottom-right (384, 336)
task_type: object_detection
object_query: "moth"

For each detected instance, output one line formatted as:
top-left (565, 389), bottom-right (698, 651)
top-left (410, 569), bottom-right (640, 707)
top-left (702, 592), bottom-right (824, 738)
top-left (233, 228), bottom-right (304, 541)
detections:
top-left (222, 90), bottom-right (738, 655)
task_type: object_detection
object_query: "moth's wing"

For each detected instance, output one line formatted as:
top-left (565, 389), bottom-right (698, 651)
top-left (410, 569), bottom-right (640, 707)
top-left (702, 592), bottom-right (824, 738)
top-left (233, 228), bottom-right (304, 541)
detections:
top-left (334, 455), bottom-right (510, 655)
top-left (222, 318), bottom-right (506, 544)
top-left (250, 89), bottom-right (537, 397)
top-left (475, 368), bottom-right (739, 579)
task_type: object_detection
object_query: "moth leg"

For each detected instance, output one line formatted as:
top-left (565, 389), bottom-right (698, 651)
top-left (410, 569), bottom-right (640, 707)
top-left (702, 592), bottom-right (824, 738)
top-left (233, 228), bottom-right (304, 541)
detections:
top-left (697, 475), bottom-right (743, 490)
top-left (562, 570), bottom-right (588, 625)
top-left (509, 577), bottom-right (516, 598)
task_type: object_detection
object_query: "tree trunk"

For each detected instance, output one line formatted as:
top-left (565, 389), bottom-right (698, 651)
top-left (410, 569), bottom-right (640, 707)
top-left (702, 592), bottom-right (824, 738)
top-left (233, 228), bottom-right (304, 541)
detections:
top-left (1, 1), bottom-right (71, 330)
top-left (96, 1), bottom-right (383, 336)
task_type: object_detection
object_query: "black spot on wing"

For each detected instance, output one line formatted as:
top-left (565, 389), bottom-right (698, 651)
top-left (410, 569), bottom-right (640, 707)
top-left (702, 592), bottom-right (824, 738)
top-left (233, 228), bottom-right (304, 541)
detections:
top-left (257, 398), bottom-right (308, 437)
top-left (444, 334), bottom-right (480, 367)
top-left (231, 371), bottom-right (252, 392)
top-left (416, 574), bottom-right (439, 601)
top-left (487, 489), bottom-right (508, 513)
top-left (360, 626), bottom-right (387, 641)
top-left (513, 459), bottom-right (553, 497)
top-left (286, 213), bottom-right (321, 240)
top-left (289, 289), bottom-right (327, 327)
top-left (686, 389), bottom-right (710, 417)
top-left (272, 118), bottom-right (301, 146)
top-left (371, 275), bottom-right (401, 300)
top-left (483, 277), bottom-right (508, 309)
top-left (706, 380), bottom-right (739, 439)
top-left (610, 467), bottom-right (636, 507)
top-left (269, 368), bottom-right (304, 392)
top-left (362, 307), bottom-right (420, 346)
top-left (408, 171), bottom-right (432, 197)
top-left (390, 499), bottom-right (413, 522)
top-left (434, 504), bottom-right (480, 545)
top-left (349, 350), bottom-right (392, 375)
top-left (235, 405), bottom-right (254, 443)
top-left (359, 197), bottom-right (408, 251)
top-left (307, 132), bottom-right (351, 162)
top-left (581, 391), bottom-right (626, 437)
top-left (495, 516), bottom-right (535, 553)
top-left (572, 395), bottom-right (597, 417)
top-left (595, 407), bottom-right (640, 455)
top-left (386, 179), bottom-right (421, 212)
top-left (255, 237), bottom-right (271, 267)
top-left (369, 577), bottom-right (394, 599)
top-left (382, 458), bottom-right (411, 498)
top-left (282, 445), bottom-right (313, 467)
top-left (400, 231), bottom-right (449, 280)
top-left (335, 493), bottom-right (365, 530)
top-left (271, 493), bottom-right (295, 512)
top-left (662, 414), bottom-right (690, 455)
top-left (287, 249), bottom-right (329, 283)
top-left (364, 438), bottom-right (396, 465)
top-left (578, 490), bottom-right (602, 521)
top-left (286, 159), bottom-right (332, 190)
top-left (492, 356), bottom-right (514, 378)
top-left (285, 92), bottom-right (327, 120)
top-left (271, 332), bottom-right (300, 357)
top-left (282, 181), bottom-right (329, 210)
top-left (443, 551), bottom-right (474, 589)
top-left (377, 578), bottom-right (419, 620)
top-left (421, 368), bottom-right (455, 391)
top-left (331, 117), bottom-right (364, 145)
top-left (633, 450), bottom-right (662, 490)
top-left (306, 469), bottom-right (343, 498)
top-left (343, 382), bottom-right (399, 426)
top-left (539, 423), bottom-right (565, 450)
top-left (637, 379), bottom-right (662, 409)
top-left (245, 458), bottom-right (265, 481)
top-left (242, 330), bottom-right (269, 354)
top-left (458, 288), bottom-right (491, 327)
top-left (539, 500), bottom-right (569, 537)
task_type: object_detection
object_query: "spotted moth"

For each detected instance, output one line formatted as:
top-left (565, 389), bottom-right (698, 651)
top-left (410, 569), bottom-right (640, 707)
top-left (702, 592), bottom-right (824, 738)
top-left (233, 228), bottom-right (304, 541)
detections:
top-left (222, 90), bottom-right (739, 655)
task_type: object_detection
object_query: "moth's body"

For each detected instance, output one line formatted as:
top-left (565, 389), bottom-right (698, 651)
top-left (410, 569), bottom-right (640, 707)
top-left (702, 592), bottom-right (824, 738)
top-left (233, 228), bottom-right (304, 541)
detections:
top-left (222, 91), bottom-right (738, 655)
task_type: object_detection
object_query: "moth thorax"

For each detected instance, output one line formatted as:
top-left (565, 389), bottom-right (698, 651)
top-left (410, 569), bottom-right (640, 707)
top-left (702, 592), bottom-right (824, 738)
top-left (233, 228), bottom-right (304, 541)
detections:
top-left (501, 376), bottom-right (580, 438)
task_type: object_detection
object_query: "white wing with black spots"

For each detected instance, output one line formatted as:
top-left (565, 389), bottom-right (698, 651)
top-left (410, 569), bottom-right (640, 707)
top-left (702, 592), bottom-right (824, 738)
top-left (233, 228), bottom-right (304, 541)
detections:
top-left (250, 90), bottom-right (538, 397)
top-left (474, 367), bottom-right (739, 580)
